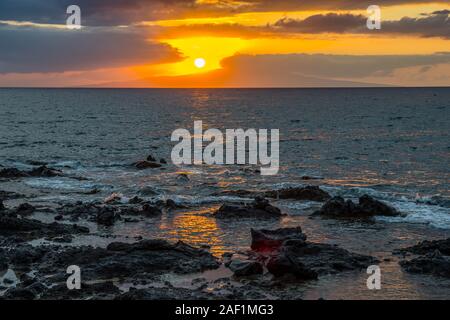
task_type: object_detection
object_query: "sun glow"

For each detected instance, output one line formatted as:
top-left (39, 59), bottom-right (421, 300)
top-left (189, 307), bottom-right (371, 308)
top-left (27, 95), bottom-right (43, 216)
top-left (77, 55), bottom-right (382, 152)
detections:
top-left (152, 37), bottom-right (248, 76)
top-left (194, 58), bottom-right (206, 68)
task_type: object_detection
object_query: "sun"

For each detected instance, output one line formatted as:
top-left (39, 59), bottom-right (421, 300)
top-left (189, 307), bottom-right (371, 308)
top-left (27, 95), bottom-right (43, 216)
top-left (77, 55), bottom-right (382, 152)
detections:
top-left (194, 58), bottom-right (206, 69)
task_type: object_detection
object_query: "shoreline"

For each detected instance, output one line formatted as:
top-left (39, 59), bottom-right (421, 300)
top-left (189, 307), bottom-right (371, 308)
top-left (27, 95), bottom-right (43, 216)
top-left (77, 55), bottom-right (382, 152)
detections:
top-left (1, 166), bottom-right (450, 299)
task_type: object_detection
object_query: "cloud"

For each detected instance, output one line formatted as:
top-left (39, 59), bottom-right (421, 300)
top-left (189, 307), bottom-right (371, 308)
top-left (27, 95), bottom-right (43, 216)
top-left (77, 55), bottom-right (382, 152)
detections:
top-left (226, 0), bottom-right (449, 11)
top-left (382, 10), bottom-right (450, 38)
top-left (271, 11), bottom-right (450, 38)
top-left (196, 1), bottom-right (450, 16)
top-left (197, 1), bottom-right (450, 18)
top-left (431, 9), bottom-right (450, 15)
top-left (219, 53), bottom-right (450, 79)
top-left (0, 0), bottom-right (448, 26)
top-left (273, 13), bottom-right (366, 33)
top-left (0, 0), bottom-right (197, 26)
top-left (0, 25), bottom-right (181, 73)
top-left (2, 52), bottom-right (449, 87)
top-left (157, 10), bottom-right (450, 39)
top-left (125, 52), bottom-right (450, 88)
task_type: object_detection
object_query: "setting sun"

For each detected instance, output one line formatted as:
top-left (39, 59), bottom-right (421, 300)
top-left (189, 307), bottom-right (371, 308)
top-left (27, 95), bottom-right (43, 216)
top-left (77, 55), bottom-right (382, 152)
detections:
top-left (194, 58), bottom-right (206, 69)
top-left (154, 37), bottom-right (248, 76)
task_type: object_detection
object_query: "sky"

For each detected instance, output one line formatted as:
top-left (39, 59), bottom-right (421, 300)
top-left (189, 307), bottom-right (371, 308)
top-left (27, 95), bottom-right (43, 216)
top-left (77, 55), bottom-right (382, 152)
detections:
top-left (0, 0), bottom-right (449, 87)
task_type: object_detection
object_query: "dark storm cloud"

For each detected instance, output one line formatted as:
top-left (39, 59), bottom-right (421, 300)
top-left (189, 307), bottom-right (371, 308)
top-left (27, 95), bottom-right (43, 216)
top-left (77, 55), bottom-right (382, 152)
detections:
top-left (0, 0), bottom-right (448, 26)
top-left (217, 0), bottom-right (450, 12)
top-left (273, 14), bottom-right (366, 33)
top-left (0, 0), bottom-right (197, 26)
top-left (271, 11), bottom-right (450, 38)
top-left (159, 10), bottom-right (450, 39)
top-left (382, 11), bottom-right (450, 38)
top-left (0, 26), bottom-right (181, 73)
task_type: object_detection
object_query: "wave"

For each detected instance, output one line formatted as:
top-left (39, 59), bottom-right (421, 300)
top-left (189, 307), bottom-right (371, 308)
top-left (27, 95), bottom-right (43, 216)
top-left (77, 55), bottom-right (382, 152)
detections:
top-left (377, 201), bottom-right (450, 229)
top-left (24, 177), bottom-right (108, 192)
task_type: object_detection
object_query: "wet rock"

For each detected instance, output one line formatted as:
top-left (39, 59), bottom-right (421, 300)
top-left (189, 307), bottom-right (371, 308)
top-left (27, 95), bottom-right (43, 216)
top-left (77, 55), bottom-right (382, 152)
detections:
top-left (141, 204), bottom-right (162, 216)
top-left (395, 238), bottom-right (450, 256)
top-left (0, 239), bottom-right (220, 299)
top-left (400, 250), bottom-right (450, 278)
top-left (301, 176), bottom-right (323, 180)
top-left (214, 197), bottom-right (284, 219)
top-left (57, 202), bottom-right (99, 220)
top-left (96, 207), bottom-right (121, 226)
top-left (229, 260), bottom-right (263, 277)
top-left (165, 199), bottom-right (177, 209)
top-left (0, 166), bottom-right (62, 179)
top-left (222, 252), bottom-right (233, 259)
top-left (128, 196), bottom-right (144, 204)
top-left (28, 166), bottom-right (62, 177)
top-left (25, 282), bottom-right (47, 296)
top-left (313, 195), bottom-right (399, 218)
top-left (26, 160), bottom-right (48, 166)
top-left (15, 203), bottom-right (35, 215)
top-left (0, 190), bottom-right (25, 200)
top-left (211, 189), bottom-right (255, 197)
top-left (2, 239), bottom-right (219, 288)
top-left (313, 196), bottom-right (354, 217)
top-left (265, 186), bottom-right (331, 202)
top-left (251, 227), bottom-right (306, 252)
top-left (396, 238), bottom-right (450, 278)
top-left (358, 195), bottom-right (399, 216)
top-left (3, 288), bottom-right (36, 300)
top-left (0, 215), bottom-right (89, 241)
top-left (280, 241), bottom-right (376, 275)
top-left (83, 188), bottom-right (101, 195)
top-left (40, 282), bottom-right (120, 300)
top-left (146, 155), bottom-right (157, 162)
top-left (266, 254), bottom-right (318, 279)
top-left (165, 199), bottom-right (185, 209)
top-left (116, 287), bottom-right (209, 300)
top-left (118, 203), bottom-right (162, 218)
top-left (133, 160), bottom-right (162, 170)
top-left (248, 227), bottom-right (377, 280)
top-left (57, 202), bottom-right (124, 222)
top-left (0, 168), bottom-right (28, 178)
top-left (106, 239), bottom-right (173, 251)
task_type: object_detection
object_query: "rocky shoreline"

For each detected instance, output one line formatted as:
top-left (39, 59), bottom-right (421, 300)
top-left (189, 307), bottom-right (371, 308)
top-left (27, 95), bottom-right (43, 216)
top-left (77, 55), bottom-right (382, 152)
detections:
top-left (1, 164), bottom-right (449, 300)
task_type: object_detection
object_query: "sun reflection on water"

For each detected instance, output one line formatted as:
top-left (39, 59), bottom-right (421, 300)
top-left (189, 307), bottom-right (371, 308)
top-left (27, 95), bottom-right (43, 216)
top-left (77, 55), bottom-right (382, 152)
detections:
top-left (161, 207), bottom-right (225, 256)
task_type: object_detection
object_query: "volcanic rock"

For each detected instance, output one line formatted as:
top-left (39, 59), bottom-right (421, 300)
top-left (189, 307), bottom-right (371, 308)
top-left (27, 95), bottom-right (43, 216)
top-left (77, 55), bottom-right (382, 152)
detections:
top-left (313, 195), bottom-right (399, 217)
top-left (251, 227), bottom-right (306, 252)
top-left (228, 260), bottom-right (264, 277)
top-left (265, 186), bottom-right (331, 202)
top-left (134, 160), bottom-right (162, 170)
top-left (214, 197), bottom-right (284, 219)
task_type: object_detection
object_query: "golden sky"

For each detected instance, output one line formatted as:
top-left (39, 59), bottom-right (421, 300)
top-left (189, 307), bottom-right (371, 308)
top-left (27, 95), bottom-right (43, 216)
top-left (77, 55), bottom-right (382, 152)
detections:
top-left (0, 0), bottom-right (449, 87)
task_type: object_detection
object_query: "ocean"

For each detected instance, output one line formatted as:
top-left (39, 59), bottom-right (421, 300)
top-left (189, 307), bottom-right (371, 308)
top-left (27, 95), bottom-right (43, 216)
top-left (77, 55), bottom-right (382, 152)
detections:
top-left (1, 87), bottom-right (449, 299)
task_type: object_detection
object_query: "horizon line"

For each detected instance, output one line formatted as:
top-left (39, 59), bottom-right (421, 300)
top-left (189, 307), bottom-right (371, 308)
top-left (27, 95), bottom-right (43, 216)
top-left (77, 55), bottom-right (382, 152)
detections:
top-left (1, 86), bottom-right (450, 90)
